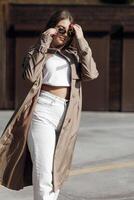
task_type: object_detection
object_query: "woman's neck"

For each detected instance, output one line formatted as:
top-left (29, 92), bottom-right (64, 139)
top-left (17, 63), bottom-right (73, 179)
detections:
top-left (50, 42), bottom-right (64, 50)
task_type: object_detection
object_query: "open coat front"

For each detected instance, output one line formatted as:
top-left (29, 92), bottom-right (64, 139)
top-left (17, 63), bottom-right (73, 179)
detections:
top-left (0, 34), bottom-right (99, 192)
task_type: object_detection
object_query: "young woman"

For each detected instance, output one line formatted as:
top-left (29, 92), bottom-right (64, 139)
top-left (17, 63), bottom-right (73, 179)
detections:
top-left (0, 9), bottom-right (99, 200)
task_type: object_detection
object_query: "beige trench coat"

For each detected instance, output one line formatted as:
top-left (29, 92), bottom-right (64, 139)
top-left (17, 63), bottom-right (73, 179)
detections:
top-left (0, 33), bottom-right (99, 192)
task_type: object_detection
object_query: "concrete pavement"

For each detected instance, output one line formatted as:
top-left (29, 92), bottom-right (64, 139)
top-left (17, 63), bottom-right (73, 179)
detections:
top-left (0, 111), bottom-right (134, 200)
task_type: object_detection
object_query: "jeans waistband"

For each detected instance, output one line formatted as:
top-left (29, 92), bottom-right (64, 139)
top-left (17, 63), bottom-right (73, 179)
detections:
top-left (40, 90), bottom-right (69, 104)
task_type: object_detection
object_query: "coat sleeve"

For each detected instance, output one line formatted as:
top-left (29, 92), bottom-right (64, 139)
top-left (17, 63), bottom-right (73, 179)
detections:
top-left (22, 33), bottom-right (53, 83)
top-left (75, 36), bottom-right (99, 81)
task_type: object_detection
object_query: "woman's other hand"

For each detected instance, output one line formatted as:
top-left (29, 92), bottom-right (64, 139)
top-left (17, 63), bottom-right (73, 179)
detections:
top-left (40, 28), bottom-right (58, 46)
top-left (42, 28), bottom-right (58, 37)
top-left (71, 24), bottom-right (84, 40)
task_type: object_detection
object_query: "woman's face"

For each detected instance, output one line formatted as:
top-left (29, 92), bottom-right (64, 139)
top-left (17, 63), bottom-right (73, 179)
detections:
top-left (51, 18), bottom-right (72, 48)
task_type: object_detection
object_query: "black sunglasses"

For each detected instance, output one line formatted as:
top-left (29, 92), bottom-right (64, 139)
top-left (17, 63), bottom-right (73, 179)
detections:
top-left (56, 26), bottom-right (75, 37)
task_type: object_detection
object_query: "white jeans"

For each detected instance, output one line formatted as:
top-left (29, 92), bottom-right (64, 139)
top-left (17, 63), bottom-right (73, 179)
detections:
top-left (27, 90), bottom-right (69, 200)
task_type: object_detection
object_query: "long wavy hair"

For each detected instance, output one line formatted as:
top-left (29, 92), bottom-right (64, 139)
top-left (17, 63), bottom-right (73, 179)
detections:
top-left (41, 9), bottom-right (76, 50)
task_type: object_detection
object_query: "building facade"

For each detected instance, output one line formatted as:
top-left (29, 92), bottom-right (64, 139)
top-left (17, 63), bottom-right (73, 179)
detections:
top-left (0, 1), bottom-right (134, 111)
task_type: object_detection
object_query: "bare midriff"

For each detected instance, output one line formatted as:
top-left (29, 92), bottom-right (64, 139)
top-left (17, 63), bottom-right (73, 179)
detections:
top-left (41, 84), bottom-right (71, 100)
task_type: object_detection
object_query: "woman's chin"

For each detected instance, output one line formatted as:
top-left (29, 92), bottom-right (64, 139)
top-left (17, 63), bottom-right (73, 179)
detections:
top-left (58, 40), bottom-right (65, 45)
top-left (51, 39), bottom-right (66, 48)
top-left (56, 41), bottom-right (65, 48)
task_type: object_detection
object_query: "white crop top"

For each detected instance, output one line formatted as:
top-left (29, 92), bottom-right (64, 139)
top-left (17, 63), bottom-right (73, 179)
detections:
top-left (42, 54), bottom-right (71, 86)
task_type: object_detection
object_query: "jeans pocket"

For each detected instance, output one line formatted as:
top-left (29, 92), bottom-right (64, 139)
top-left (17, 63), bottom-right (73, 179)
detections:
top-left (37, 95), bottom-right (54, 106)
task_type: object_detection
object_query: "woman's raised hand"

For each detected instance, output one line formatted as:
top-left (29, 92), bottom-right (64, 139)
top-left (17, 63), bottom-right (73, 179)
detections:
top-left (71, 24), bottom-right (84, 39)
top-left (42, 28), bottom-right (58, 37)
